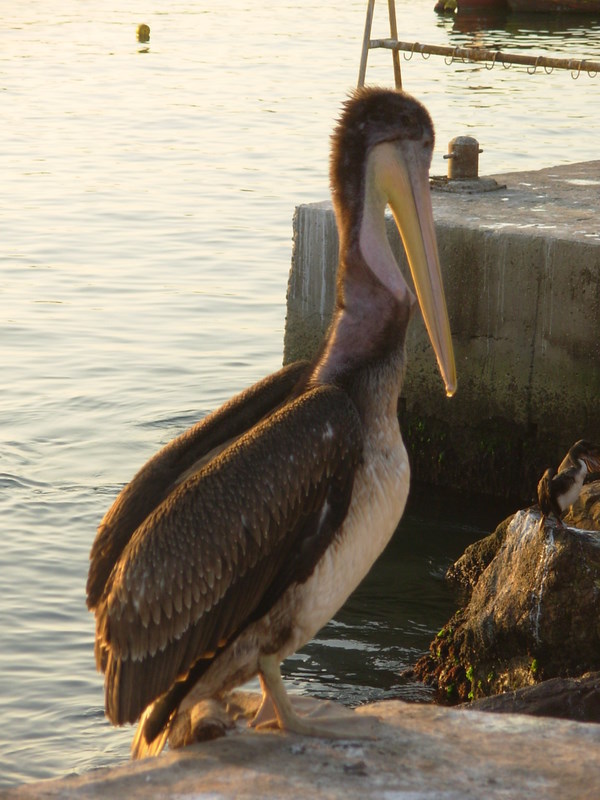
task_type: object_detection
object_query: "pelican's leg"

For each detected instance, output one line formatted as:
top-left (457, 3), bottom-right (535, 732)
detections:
top-left (257, 654), bottom-right (314, 735)
top-left (257, 654), bottom-right (378, 739)
top-left (248, 673), bottom-right (278, 729)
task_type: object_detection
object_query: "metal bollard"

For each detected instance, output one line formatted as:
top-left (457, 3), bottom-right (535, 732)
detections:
top-left (443, 136), bottom-right (483, 180)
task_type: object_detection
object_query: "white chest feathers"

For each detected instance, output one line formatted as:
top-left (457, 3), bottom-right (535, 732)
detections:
top-left (285, 414), bottom-right (409, 653)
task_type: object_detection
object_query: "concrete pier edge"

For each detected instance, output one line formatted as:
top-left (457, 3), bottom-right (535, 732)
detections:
top-left (284, 160), bottom-right (600, 500)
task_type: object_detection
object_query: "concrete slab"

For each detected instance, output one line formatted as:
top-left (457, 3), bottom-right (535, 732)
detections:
top-left (432, 160), bottom-right (600, 242)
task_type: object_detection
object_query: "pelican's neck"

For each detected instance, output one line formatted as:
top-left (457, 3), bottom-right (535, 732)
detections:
top-left (308, 144), bottom-right (418, 402)
top-left (310, 255), bottom-right (412, 405)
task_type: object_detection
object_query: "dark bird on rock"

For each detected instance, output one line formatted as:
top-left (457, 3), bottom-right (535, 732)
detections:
top-left (86, 87), bottom-right (457, 759)
top-left (537, 439), bottom-right (600, 526)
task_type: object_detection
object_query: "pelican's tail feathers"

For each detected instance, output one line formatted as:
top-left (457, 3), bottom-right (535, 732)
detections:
top-left (130, 703), bottom-right (173, 760)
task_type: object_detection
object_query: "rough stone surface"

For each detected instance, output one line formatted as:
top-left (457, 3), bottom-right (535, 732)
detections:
top-left (566, 480), bottom-right (600, 530)
top-left (446, 514), bottom-right (513, 596)
top-left (4, 698), bottom-right (600, 800)
top-left (412, 481), bottom-right (600, 707)
top-left (469, 672), bottom-right (600, 722)
top-left (447, 480), bottom-right (600, 596)
top-left (283, 161), bottom-right (600, 499)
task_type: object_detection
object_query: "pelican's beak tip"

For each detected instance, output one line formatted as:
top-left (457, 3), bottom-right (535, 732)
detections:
top-left (444, 376), bottom-right (457, 398)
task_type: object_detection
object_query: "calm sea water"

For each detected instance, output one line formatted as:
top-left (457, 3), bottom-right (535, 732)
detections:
top-left (1, 0), bottom-right (599, 788)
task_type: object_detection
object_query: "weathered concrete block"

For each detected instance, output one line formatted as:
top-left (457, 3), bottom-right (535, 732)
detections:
top-left (6, 698), bottom-right (600, 799)
top-left (284, 161), bottom-right (600, 499)
top-left (284, 201), bottom-right (339, 363)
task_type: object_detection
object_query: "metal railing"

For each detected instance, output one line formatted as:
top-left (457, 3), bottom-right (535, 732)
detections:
top-left (358, 0), bottom-right (600, 88)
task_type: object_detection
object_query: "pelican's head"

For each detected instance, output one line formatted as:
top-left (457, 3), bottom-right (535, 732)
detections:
top-left (331, 88), bottom-right (456, 397)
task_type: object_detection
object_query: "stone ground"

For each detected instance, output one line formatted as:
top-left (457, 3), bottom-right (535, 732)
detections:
top-left (4, 697), bottom-right (600, 799)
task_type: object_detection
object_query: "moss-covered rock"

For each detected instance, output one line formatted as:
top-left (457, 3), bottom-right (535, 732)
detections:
top-left (411, 482), bottom-right (600, 711)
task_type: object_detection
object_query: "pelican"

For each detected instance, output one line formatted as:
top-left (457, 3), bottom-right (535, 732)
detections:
top-left (537, 439), bottom-right (600, 526)
top-left (87, 87), bottom-right (456, 759)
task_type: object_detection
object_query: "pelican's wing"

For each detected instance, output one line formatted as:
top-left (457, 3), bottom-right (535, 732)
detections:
top-left (93, 384), bottom-right (363, 725)
top-left (537, 468), bottom-right (556, 517)
top-left (87, 361), bottom-right (309, 610)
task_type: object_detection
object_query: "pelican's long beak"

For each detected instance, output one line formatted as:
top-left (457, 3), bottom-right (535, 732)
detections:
top-left (385, 141), bottom-right (457, 397)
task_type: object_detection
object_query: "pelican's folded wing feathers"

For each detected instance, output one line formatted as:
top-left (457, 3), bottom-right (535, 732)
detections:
top-left (92, 384), bottom-right (363, 725)
top-left (86, 361), bottom-right (309, 610)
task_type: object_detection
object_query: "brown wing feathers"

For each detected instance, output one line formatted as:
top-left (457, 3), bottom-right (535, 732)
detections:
top-left (92, 384), bottom-right (362, 726)
top-left (86, 360), bottom-right (308, 611)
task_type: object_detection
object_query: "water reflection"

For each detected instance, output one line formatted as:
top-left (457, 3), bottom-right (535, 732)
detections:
top-left (449, 9), bottom-right (600, 38)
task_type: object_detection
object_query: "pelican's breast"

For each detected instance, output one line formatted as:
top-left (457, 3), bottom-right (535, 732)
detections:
top-left (279, 413), bottom-right (409, 655)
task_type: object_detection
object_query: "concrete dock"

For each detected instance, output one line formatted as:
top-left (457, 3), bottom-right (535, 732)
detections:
top-left (284, 160), bottom-right (600, 499)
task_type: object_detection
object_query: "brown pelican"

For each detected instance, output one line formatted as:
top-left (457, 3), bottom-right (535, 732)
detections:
top-left (537, 439), bottom-right (600, 526)
top-left (87, 87), bottom-right (456, 759)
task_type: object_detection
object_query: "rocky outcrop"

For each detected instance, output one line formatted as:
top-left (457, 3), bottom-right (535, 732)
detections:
top-left (469, 672), bottom-right (600, 722)
top-left (5, 698), bottom-right (600, 800)
top-left (411, 481), bottom-right (600, 711)
top-left (446, 513), bottom-right (513, 596)
top-left (566, 479), bottom-right (600, 530)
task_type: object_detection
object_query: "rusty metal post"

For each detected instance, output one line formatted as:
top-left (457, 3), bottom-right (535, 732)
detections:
top-left (387, 0), bottom-right (402, 90)
top-left (444, 136), bottom-right (483, 180)
top-left (358, 0), bottom-right (376, 88)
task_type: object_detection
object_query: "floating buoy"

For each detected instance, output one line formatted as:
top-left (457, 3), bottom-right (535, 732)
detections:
top-left (137, 24), bottom-right (150, 43)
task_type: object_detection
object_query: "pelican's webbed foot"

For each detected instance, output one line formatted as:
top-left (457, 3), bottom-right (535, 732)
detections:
top-left (256, 654), bottom-right (379, 739)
